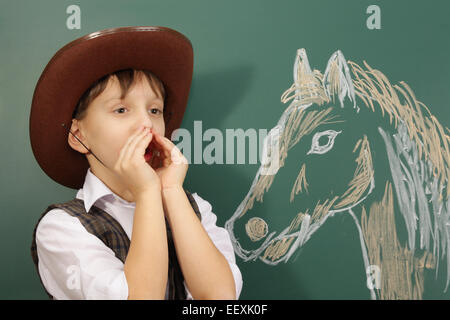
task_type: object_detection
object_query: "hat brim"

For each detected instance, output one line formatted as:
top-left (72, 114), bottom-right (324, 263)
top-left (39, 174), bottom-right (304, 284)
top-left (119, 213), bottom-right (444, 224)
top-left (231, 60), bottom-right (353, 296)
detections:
top-left (30, 26), bottom-right (194, 189)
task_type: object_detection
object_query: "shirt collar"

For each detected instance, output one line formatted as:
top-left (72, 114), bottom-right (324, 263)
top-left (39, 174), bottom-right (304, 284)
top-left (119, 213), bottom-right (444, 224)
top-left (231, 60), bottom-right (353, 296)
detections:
top-left (76, 168), bottom-right (136, 212)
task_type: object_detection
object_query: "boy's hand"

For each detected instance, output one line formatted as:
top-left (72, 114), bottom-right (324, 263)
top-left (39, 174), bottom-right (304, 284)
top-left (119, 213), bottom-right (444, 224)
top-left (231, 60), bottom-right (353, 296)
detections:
top-left (150, 129), bottom-right (188, 191)
top-left (112, 126), bottom-right (161, 197)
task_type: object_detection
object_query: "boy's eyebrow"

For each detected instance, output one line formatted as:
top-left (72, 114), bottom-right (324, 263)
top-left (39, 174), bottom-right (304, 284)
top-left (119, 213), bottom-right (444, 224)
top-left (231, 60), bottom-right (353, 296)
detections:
top-left (103, 97), bottom-right (121, 106)
top-left (104, 96), bottom-right (164, 106)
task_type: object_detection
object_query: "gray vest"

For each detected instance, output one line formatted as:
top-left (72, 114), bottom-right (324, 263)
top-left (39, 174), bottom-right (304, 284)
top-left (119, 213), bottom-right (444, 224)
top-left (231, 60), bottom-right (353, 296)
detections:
top-left (30, 189), bottom-right (201, 299)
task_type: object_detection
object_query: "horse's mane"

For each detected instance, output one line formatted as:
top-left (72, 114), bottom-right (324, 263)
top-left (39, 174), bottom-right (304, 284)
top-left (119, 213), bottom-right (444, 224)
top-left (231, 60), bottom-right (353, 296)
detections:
top-left (280, 51), bottom-right (450, 293)
top-left (348, 61), bottom-right (450, 200)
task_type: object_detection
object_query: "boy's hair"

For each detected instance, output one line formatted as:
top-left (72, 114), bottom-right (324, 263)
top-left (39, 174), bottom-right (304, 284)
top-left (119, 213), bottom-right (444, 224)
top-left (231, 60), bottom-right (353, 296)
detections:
top-left (72, 69), bottom-right (168, 122)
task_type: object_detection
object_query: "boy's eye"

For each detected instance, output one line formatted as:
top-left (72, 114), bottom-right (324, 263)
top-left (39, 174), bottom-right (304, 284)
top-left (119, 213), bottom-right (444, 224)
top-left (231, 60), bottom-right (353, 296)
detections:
top-left (150, 108), bottom-right (163, 115)
top-left (114, 106), bottom-right (127, 114)
top-left (113, 106), bottom-right (163, 115)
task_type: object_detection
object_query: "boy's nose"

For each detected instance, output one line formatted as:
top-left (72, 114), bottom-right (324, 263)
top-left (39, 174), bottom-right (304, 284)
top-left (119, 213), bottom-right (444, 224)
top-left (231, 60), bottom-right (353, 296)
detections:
top-left (139, 111), bottom-right (154, 130)
top-left (142, 125), bottom-right (154, 136)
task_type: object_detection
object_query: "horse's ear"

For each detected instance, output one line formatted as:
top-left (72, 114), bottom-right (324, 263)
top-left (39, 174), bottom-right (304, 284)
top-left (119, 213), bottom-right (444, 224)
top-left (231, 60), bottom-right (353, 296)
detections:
top-left (287, 48), bottom-right (327, 106)
top-left (323, 50), bottom-right (357, 109)
top-left (293, 48), bottom-right (313, 83)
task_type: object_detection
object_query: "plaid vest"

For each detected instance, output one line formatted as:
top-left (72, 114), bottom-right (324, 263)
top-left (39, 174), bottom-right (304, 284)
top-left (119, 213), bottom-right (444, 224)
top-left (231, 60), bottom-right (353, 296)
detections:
top-left (30, 189), bottom-right (201, 300)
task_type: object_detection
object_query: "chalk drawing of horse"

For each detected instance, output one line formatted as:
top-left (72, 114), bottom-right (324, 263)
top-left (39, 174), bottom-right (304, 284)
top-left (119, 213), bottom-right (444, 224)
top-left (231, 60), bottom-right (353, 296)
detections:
top-left (225, 49), bottom-right (450, 299)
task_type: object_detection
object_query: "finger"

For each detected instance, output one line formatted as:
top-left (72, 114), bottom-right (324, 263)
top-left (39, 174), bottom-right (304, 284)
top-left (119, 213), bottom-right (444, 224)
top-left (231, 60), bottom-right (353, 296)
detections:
top-left (122, 128), bottom-right (150, 164)
top-left (122, 128), bottom-right (148, 164)
top-left (116, 126), bottom-right (146, 168)
top-left (133, 130), bottom-right (154, 162)
top-left (163, 155), bottom-right (172, 167)
top-left (153, 132), bottom-right (174, 152)
top-left (153, 132), bottom-right (180, 163)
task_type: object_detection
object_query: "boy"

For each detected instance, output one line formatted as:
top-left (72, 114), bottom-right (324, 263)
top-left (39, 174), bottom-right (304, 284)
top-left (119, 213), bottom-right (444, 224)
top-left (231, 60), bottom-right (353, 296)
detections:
top-left (29, 26), bottom-right (242, 300)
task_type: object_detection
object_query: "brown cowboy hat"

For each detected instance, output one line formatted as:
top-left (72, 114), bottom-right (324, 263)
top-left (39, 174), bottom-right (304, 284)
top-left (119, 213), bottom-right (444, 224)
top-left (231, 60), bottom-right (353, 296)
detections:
top-left (29, 26), bottom-right (194, 190)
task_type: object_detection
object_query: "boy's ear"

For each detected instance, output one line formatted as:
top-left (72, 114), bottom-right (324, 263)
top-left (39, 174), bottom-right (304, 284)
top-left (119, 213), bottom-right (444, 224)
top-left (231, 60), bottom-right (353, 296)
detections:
top-left (67, 119), bottom-right (89, 154)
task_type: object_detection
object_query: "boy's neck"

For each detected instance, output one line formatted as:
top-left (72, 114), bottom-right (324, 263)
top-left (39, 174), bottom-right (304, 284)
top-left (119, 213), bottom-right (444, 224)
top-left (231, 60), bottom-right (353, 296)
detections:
top-left (90, 165), bottom-right (135, 203)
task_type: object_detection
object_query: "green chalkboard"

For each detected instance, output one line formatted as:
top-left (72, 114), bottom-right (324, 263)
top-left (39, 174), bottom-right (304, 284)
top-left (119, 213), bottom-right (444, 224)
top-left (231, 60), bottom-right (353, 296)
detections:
top-left (1, 0), bottom-right (449, 299)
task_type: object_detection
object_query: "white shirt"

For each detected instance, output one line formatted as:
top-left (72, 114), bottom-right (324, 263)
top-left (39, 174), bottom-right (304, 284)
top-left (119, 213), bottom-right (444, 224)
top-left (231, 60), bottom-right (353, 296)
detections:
top-left (35, 168), bottom-right (242, 300)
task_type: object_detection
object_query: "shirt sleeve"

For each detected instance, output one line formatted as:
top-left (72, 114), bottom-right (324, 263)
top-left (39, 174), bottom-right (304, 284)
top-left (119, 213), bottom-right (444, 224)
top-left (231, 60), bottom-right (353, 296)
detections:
top-left (184, 193), bottom-right (243, 300)
top-left (35, 209), bottom-right (129, 300)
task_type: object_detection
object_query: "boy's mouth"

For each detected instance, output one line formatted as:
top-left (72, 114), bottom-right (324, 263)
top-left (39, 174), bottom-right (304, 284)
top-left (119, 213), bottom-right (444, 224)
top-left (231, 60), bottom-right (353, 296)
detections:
top-left (144, 140), bottom-right (158, 163)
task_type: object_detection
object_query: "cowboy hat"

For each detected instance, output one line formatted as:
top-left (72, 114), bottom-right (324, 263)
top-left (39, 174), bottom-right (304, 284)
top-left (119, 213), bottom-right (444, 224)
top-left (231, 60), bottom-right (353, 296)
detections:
top-left (29, 26), bottom-right (194, 189)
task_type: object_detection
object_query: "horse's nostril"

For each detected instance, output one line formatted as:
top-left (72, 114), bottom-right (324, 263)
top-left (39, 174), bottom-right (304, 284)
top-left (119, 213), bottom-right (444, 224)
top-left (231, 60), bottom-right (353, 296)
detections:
top-left (245, 217), bottom-right (268, 242)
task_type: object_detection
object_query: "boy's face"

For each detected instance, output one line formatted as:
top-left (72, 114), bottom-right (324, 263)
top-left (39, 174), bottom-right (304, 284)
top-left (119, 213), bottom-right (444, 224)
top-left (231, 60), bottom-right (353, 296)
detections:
top-left (70, 75), bottom-right (165, 171)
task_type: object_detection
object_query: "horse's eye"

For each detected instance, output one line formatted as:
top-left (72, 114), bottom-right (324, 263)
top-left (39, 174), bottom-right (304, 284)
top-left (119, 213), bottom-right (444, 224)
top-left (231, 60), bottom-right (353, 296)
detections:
top-left (307, 130), bottom-right (341, 155)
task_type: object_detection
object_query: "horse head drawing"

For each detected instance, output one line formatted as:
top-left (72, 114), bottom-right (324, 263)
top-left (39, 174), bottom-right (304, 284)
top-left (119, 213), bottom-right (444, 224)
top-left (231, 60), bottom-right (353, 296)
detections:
top-left (225, 49), bottom-right (450, 299)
